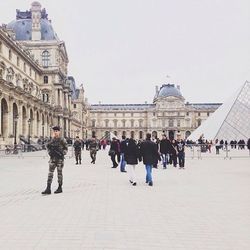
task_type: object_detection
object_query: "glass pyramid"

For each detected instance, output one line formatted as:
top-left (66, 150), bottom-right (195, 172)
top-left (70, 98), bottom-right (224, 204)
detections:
top-left (189, 81), bottom-right (250, 141)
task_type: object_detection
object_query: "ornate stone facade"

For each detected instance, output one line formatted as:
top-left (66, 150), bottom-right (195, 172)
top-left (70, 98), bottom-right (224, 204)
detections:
top-left (0, 2), bottom-right (87, 146)
top-left (89, 84), bottom-right (221, 140)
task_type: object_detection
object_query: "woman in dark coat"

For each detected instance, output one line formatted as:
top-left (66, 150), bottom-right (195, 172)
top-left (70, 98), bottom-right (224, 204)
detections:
top-left (124, 138), bottom-right (141, 186)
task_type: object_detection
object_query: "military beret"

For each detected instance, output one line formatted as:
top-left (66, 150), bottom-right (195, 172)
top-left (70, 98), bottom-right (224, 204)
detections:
top-left (52, 126), bottom-right (60, 131)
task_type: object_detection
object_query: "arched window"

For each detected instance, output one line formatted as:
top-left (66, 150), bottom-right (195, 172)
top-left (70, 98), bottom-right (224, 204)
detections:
top-left (44, 76), bottom-right (48, 84)
top-left (8, 49), bottom-right (12, 60)
top-left (42, 93), bottom-right (49, 103)
top-left (139, 131), bottom-right (143, 139)
top-left (131, 131), bottom-right (135, 138)
top-left (42, 50), bottom-right (50, 67)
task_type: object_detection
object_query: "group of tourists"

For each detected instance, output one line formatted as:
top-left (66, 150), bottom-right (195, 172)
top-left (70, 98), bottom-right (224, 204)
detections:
top-left (41, 126), bottom-right (186, 195)
top-left (108, 133), bottom-right (186, 186)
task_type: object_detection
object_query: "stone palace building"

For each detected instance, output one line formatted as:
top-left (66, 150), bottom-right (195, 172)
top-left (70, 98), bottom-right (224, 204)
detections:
top-left (0, 2), bottom-right (88, 147)
top-left (89, 84), bottom-right (221, 140)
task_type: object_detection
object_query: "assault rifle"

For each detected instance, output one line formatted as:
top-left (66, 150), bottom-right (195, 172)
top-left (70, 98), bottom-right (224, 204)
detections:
top-left (47, 143), bottom-right (64, 159)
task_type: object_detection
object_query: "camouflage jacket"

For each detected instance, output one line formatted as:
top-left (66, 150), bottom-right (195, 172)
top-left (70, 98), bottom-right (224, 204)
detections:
top-left (47, 138), bottom-right (68, 160)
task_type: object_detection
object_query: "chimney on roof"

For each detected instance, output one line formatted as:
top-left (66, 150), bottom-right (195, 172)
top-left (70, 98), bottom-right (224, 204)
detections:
top-left (31, 2), bottom-right (42, 40)
top-left (155, 85), bottom-right (159, 95)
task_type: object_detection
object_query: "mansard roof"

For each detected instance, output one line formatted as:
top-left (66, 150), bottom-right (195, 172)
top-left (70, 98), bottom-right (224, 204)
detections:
top-left (7, 7), bottom-right (58, 41)
top-left (186, 103), bottom-right (222, 110)
top-left (90, 104), bottom-right (155, 111)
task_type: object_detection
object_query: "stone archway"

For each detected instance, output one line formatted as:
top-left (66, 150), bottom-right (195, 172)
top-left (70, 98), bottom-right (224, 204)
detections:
top-left (29, 109), bottom-right (34, 137)
top-left (168, 130), bottom-right (175, 140)
top-left (139, 131), bottom-right (143, 139)
top-left (41, 114), bottom-right (45, 138)
top-left (22, 106), bottom-right (27, 136)
top-left (36, 111), bottom-right (40, 136)
top-left (1, 98), bottom-right (8, 138)
top-left (152, 131), bottom-right (158, 139)
top-left (130, 131), bottom-right (135, 139)
top-left (13, 103), bottom-right (18, 135)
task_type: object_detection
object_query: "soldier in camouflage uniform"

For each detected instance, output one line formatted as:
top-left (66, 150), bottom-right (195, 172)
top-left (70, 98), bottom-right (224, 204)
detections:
top-left (73, 136), bottom-right (82, 165)
top-left (42, 126), bottom-right (68, 195)
top-left (89, 136), bottom-right (98, 164)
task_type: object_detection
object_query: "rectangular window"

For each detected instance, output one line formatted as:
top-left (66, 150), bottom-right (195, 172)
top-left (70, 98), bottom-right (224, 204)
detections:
top-left (24, 63), bottom-right (26, 72)
top-left (17, 57), bottom-right (20, 67)
top-left (0, 42), bottom-right (2, 53)
top-left (73, 104), bottom-right (76, 108)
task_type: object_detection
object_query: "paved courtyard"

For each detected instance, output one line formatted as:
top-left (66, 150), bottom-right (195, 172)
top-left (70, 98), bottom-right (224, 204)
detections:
top-left (0, 148), bottom-right (249, 250)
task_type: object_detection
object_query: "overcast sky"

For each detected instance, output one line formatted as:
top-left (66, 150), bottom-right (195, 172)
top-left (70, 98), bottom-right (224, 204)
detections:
top-left (1, 0), bottom-right (250, 104)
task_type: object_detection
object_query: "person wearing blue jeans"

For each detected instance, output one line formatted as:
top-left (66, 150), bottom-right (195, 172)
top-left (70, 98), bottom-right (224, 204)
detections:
top-left (120, 136), bottom-right (128, 172)
top-left (140, 133), bottom-right (159, 186)
top-left (145, 164), bottom-right (153, 184)
top-left (159, 134), bottom-right (172, 169)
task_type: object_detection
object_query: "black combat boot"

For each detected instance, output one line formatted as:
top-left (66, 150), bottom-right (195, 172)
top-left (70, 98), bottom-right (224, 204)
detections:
top-left (54, 184), bottom-right (62, 194)
top-left (41, 183), bottom-right (51, 195)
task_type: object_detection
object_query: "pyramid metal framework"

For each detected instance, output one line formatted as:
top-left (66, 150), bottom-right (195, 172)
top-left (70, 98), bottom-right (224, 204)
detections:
top-left (189, 81), bottom-right (250, 141)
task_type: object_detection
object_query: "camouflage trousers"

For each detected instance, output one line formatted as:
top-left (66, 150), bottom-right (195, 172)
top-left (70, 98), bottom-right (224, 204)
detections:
top-left (47, 159), bottom-right (64, 185)
top-left (75, 150), bottom-right (82, 163)
top-left (90, 149), bottom-right (97, 162)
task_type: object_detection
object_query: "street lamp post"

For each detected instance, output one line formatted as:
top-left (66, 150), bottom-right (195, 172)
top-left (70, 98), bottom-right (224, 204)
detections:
top-left (28, 118), bottom-right (31, 152)
top-left (13, 114), bottom-right (19, 154)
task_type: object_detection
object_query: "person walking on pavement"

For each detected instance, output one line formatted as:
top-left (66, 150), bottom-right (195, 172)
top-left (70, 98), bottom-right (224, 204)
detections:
top-left (73, 136), bottom-right (82, 165)
top-left (120, 135), bottom-right (128, 172)
top-left (110, 137), bottom-right (121, 168)
top-left (42, 126), bottom-right (68, 195)
top-left (124, 138), bottom-right (141, 186)
top-left (169, 139), bottom-right (178, 167)
top-left (176, 134), bottom-right (185, 169)
top-left (140, 133), bottom-right (159, 186)
top-left (89, 136), bottom-right (99, 164)
top-left (159, 134), bottom-right (171, 169)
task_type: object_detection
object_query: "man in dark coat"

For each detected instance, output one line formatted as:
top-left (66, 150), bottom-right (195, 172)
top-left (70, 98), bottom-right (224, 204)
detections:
top-left (110, 137), bottom-right (121, 168)
top-left (160, 134), bottom-right (172, 169)
top-left (140, 133), bottom-right (159, 186)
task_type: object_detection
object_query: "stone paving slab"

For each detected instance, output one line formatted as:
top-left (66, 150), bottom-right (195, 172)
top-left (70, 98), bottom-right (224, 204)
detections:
top-left (0, 149), bottom-right (249, 249)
